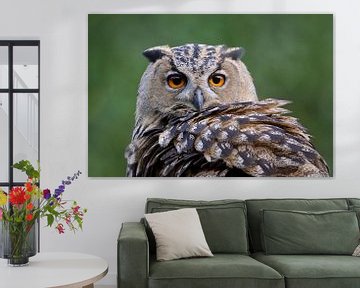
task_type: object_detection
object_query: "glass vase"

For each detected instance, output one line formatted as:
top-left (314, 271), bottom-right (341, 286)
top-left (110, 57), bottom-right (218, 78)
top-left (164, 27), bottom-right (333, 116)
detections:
top-left (0, 220), bottom-right (37, 266)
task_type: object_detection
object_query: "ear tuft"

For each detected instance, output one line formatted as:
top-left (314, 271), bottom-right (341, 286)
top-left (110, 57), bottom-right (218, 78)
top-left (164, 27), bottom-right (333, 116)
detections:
top-left (143, 46), bottom-right (170, 63)
top-left (224, 47), bottom-right (245, 60)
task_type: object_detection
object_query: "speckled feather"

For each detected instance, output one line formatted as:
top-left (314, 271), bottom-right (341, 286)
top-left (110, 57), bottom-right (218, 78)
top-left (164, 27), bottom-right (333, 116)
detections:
top-left (125, 99), bottom-right (329, 177)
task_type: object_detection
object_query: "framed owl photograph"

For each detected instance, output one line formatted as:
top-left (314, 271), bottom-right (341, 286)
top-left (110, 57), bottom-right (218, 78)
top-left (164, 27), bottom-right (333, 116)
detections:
top-left (88, 14), bottom-right (333, 178)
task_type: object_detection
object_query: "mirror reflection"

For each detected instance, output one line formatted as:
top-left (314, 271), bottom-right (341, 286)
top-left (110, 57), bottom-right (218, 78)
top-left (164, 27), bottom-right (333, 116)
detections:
top-left (0, 93), bottom-right (9, 182)
top-left (13, 46), bottom-right (38, 89)
top-left (0, 47), bottom-right (8, 89)
top-left (13, 93), bottom-right (39, 182)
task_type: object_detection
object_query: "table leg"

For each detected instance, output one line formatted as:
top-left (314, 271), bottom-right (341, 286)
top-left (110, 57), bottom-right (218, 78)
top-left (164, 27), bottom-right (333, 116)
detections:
top-left (82, 284), bottom-right (94, 288)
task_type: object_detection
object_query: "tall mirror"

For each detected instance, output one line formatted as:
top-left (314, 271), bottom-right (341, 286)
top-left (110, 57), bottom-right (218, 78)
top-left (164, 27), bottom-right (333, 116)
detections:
top-left (0, 41), bottom-right (40, 187)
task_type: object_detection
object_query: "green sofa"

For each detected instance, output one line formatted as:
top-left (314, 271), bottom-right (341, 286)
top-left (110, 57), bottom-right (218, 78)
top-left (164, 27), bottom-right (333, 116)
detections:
top-left (118, 198), bottom-right (360, 288)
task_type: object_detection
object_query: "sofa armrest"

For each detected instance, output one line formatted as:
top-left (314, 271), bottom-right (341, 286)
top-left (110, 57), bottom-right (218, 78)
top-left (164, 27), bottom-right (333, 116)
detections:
top-left (118, 222), bottom-right (149, 288)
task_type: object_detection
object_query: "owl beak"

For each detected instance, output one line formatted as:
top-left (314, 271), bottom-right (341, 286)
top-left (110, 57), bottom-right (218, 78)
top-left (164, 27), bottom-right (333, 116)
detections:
top-left (193, 88), bottom-right (204, 111)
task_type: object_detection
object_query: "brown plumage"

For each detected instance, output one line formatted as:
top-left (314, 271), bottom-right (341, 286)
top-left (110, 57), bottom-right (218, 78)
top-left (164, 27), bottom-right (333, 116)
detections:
top-left (126, 98), bottom-right (329, 177)
top-left (125, 44), bottom-right (329, 177)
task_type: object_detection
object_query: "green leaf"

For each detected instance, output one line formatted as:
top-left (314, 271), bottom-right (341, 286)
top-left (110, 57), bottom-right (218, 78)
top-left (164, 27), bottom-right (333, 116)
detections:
top-left (12, 160), bottom-right (40, 180)
top-left (47, 214), bottom-right (54, 227)
top-left (75, 216), bottom-right (83, 230)
top-left (47, 206), bottom-right (60, 217)
top-left (12, 160), bottom-right (30, 170)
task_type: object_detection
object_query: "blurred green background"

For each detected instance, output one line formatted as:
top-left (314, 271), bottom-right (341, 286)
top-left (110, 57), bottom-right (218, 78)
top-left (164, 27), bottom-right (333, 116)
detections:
top-left (88, 14), bottom-right (333, 177)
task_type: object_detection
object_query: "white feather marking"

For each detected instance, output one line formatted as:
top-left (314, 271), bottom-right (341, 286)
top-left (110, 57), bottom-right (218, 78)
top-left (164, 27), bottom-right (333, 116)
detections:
top-left (213, 123), bottom-right (221, 129)
top-left (199, 119), bottom-right (208, 126)
top-left (301, 147), bottom-right (312, 152)
top-left (237, 134), bottom-right (248, 141)
top-left (203, 129), bottom-right (212, 140)
top-left (127, 152), bottom-right (136, 164)
top-left (213, 145), bottom-right (222, 158)
top-left (189, 124), bottom-right (198, 133)
top-left (258, 134), bottom-right (271, 141)
top-left (195, 140), bottom-right (204, 151)
top-left (287, 138), bottom-right (300, 145)
top-left (222, 142), bottom-right (232, 149)
top-left (254, 165), bottom-right (264, 175)
top-left (234, 155), bottom-right (244, 167)
top-left (175, 133), bottom-right (187, 153)
top-left (218, 131), bottom-right (228, 140)
top-left (159, 131), bottom-right (171, 147)
top-left (270, 130), bottom-right (282, 136)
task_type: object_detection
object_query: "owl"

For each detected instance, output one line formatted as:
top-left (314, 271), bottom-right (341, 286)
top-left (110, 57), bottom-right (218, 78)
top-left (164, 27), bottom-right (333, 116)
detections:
top-left (125, 44), bottom-right (329, 177)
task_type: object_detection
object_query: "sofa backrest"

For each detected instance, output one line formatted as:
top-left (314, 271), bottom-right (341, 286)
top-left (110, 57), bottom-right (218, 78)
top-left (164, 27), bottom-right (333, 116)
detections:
top-left (145, 198), bottom-right (249, 254)
top-left (348, 198), bottom-right (360, 229)
top-left (245, 198), bottom-right (350, 252)
top-left (348, 198), bottom-right (360, 207)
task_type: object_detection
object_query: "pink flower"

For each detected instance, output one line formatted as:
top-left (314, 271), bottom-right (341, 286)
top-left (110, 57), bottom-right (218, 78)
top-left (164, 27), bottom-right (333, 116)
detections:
top-left (65, 214), bottom-right (71, 225)
top-left (56, 223), bottom-right (65, 234)
top-left (72, 205), bottom-right (80, 215)
top-left (0, 208), bottom-right (3, 220)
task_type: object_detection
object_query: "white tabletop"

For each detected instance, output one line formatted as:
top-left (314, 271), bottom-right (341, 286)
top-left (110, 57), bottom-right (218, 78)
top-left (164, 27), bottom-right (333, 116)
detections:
top-left (0, 252), bottom-right (108, 288)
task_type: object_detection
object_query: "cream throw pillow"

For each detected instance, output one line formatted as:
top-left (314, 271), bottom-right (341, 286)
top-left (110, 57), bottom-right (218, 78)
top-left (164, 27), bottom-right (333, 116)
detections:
top-left (353, 244), bottom-right (360, 256)
top-left (145, 208), bottom-right (213, 261)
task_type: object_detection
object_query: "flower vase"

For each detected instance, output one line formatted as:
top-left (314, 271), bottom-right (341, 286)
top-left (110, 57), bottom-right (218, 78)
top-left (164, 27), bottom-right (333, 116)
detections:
top-left (0, 220), bottom-right (37, 266)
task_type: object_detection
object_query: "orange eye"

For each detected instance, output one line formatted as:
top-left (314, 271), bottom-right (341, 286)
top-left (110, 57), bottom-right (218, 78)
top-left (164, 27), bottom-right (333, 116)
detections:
top-left (209, 73), bottom-right (226, 87)
top-left (167, 74), bottom-right (187, 89)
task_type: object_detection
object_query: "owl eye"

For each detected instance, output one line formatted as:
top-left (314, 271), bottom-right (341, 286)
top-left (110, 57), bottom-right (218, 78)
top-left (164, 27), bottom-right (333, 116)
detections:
top-left (209, 73), bottom-right (226, 87)
top-left (167, 74), bottom-right (187, 89)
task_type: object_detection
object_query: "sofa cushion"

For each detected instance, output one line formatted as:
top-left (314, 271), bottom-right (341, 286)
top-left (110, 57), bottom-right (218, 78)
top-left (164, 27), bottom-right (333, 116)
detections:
top-left (261, 209), bottom-right (359, 255)
top-left (252, 252), bottom-right (360, 288)
top-left (349, 205), bottom-right (360, 228)
top-left (246, 198), bottom-right (349, 252)
top-left (149, 254), bottom-right (284, 288)
top-left (145, 208), bottom-right (213, 261)
top-left (146, 198), bottom-right (249, 254)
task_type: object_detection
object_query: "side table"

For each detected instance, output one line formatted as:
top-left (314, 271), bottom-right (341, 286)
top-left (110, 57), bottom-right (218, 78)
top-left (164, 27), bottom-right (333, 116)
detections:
top-left (0, 252), bottom-right (108, 288)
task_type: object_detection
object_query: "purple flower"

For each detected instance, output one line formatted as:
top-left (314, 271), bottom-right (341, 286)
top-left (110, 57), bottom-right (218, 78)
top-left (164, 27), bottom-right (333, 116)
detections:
top-left (53, 171), bottom-right (82, 199)
top-left (62, 171), bottom-right (82, 187)
top-left (54, 170), bottom-right (82, 200)
top-left (43, 189), bottom-right (51, 200)
top-left (54, 188), bottom-right (63, 199)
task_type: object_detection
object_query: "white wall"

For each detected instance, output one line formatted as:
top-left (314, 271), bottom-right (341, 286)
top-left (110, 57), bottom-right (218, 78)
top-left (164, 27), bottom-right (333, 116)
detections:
top-left (1, 0), bottom-right (360, 286)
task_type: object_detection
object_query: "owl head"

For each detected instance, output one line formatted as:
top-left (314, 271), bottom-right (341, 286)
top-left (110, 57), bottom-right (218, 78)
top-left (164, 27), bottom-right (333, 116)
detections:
top-left (135, 43), bottom-right (258, 124)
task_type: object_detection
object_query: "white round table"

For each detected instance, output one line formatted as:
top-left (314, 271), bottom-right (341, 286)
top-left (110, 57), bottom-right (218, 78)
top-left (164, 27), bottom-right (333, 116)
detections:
top-left (0, 252), bottom-right (108, 288)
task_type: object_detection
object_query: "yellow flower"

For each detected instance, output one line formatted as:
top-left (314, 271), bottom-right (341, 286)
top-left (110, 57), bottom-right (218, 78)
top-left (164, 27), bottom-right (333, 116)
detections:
top-left (0, 189), bottom-right (7, 206)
